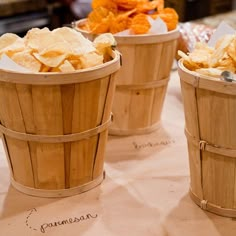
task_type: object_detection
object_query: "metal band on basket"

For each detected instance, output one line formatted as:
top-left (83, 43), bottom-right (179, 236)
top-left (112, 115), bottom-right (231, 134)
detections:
top-left (0, 116), bottom-right (112, 143)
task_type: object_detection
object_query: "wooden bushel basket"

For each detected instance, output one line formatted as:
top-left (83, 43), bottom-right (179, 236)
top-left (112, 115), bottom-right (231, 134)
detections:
top-left (0, 51), bottom-right (120, 198)
top-left (75, 19), bottom-right (180, 135)
top-left (178, 59), bottom-right (236, 218)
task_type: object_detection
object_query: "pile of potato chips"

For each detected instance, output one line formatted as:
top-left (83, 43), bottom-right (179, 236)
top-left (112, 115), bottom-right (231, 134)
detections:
top-left (178, 34), bottom-right (236, 77)
top-left (77, 0), bottom-right (178, 34)
top-left (0, 27), bottom-right (115, 73)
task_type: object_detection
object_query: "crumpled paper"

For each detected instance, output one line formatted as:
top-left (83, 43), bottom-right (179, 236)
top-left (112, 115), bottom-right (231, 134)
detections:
top-left (207, 21), bottom-right (235, 47)
top-left (0, 54), bottom-right (30, 73)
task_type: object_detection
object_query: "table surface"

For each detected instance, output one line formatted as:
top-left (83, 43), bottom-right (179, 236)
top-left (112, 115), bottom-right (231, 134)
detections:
top-left (0, 68), bottom-right (236, 236)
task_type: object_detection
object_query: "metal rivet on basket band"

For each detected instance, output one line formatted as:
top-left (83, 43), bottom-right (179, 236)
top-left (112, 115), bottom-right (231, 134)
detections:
top-left (0, 116), bottom-right (112, 143)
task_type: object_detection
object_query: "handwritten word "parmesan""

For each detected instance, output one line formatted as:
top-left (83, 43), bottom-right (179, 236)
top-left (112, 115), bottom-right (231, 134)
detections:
top-left (40, 213), bottom-right (98, 233)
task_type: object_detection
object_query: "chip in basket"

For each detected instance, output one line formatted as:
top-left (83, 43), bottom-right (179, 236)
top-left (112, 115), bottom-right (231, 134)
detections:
top-left (79, 0), bottom-right (178, 35)
top-left (0, 33), bottom-right (20, 50)
top-left (0, 27), bottom-right (116, 73)
top-left (92, 0), bottom-right (117, 12)
top-left (130, 13), bottom-right (151, 34)
top-left (178, 34), bottom-right (236, 77)
top-left (12, 50), bottom-right (42, 72)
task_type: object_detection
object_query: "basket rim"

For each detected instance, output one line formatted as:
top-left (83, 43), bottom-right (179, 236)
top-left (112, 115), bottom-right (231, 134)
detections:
top-left (0, 50), bottom-right (121, 85)
top-left (178, 58), bottom-right (235, 82)
top-left (178, 59), bottom-right (236, 94)
top-left (75, 18), bottom-right (180, 44)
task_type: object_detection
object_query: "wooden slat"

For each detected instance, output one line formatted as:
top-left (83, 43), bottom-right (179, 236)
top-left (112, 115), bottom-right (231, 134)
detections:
top-left (93, 74), bottom-right (116, 178)
top-left (180, 80), bottom-right (203, 199)
top-left (202, 152), bottom-right (235, 209)
top-left (70, 79), bottom-right (102, 187)
top-left (32, 85), bottom-right (65, 190)
top-left (110, 33), bottom-right (178, 134)
top-left (151, 86), bottom-right (168, 125)
top-left (197, 88), bottom-right (236, 209)
top-left (0, 82), bottom-right (34, 187)
top-left (61, 84), bottom-right (75, 188)
top-left (128, 88), bottom-right (155, 129)
top-left (15, 84), bottom-right (37, 188)
top-left (116, 44), bottom-right (135, 85)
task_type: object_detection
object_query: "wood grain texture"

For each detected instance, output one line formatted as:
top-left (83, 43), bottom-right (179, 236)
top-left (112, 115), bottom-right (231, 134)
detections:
top-left (178, 59), bottom-right (236, 216)
top-left (109, 31), bottom-right (179, 135)
top-left (0, 51), bottom-right (120, 197)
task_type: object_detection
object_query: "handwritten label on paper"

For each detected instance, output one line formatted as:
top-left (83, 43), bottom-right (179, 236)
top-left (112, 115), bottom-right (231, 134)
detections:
top-left (132, 139), bottom-right (175, 150)
top-left (25, 208), bottom-right (98, 234)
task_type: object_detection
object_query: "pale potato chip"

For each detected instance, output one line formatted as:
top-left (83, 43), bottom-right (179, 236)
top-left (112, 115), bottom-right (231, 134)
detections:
top-left (195, 42), bottom-right (214, 53)
top-left (195, 68), bottom-right (223, 77)
top-left (52, 27), bottom-right (96, 55)
top-left (39, 41), bottom-right (72, 57)
top-left (178, 34), bottom-right (236, 77)
top-left (217, 56), bottom-right (235, 73)
top-left (59, 60), bottom-right (75, 72)
top-left (68, 58), bottom-right (82, 70)
top-left (210, 34), bottom-right (234, 67)
top-left (33, 52), bottom-right (66, 68)
top-left (50, 67), bottom-right (61, 72)
top-left (0, 27), bottom-right (111, 73)
top-left (24, 27), bottom-right (52, 52)
top-left (93, 33), bottom-right (117, 52)
top-left (0, 33), bottom-right (20, 51)
top-left (11, 50), bottom-right (41, 72)
top-left (93, 33), bottom-right (116, 61)
top-left (1, 38), bottom-right (26, 58)
top-left (177, 50), bottom-right (189, 61)
top-left (188, 50), bottom-right (211, 67)
top-left (40, 65), bottom-right (51, 72)
top-left (227, 37), bottom-right (236, 63)
top-left (178, 50), bottom-right (200, 70)
top-left (80, 52), bottom-right (103, 68)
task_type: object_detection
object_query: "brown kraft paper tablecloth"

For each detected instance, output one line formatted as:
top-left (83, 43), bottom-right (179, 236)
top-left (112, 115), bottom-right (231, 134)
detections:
top-left (0, 69), bottom-right (236, 236)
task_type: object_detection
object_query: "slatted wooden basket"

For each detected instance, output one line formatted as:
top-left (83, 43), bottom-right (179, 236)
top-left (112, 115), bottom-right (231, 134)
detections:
top-left (178, 59), bottom-right (236, 218)
top-left (0, 50), bottom-right (120, 198)
top-left (76, 19), bottom-right (180, 135)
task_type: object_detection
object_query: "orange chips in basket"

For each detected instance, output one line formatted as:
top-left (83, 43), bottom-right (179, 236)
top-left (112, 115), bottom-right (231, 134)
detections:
top-left (178, 34), bottom-right (236, 78)
top-left (151, 8), bottom-right (179, 31)
top-left (79, 0), bottom-right (178, 34)
top-left (92, 0), bottom-right (118, 11)
top-left (130, 13), bottom-right (151, 34)
top-left (0, 27), bottom-right (115, 73)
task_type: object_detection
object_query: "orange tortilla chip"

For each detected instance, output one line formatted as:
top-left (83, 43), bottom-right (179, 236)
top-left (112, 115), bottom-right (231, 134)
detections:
top-left (113, 0), bottom-right (146, 9)
top-left (88, 6), bottom-right (110, 23)
top-left (130, 13), bottom-right (151, 34)
top-left (136, 0), bottom-right (160, 13)
top-left (91, 0), bottom-right (117, 12)
top-left (158, 8), bottom-right (179, 31)
top-left (109, 10), bottom-right (135, 34)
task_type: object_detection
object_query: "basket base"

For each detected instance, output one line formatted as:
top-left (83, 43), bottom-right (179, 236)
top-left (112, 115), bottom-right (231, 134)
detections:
top-left (11, 172), bottom-right (105, 198)
top-left (109, 121), bottom-right (161, 136)
top-left (189, 188), bottom-right (236, 218)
